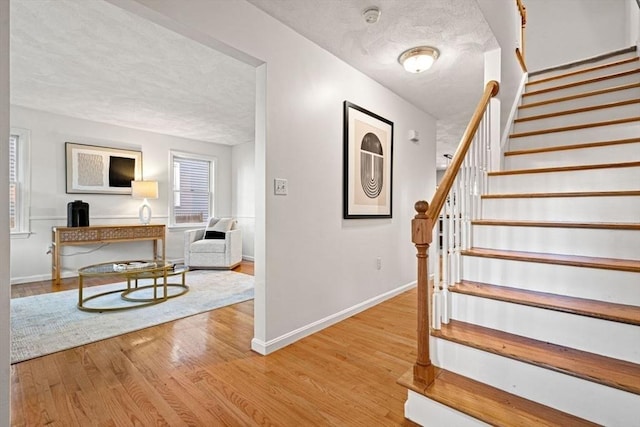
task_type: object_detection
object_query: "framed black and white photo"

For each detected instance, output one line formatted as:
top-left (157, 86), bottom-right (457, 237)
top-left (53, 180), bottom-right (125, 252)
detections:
top-left (65, 142), bottom-right (142, 194)
top-left (343, 101), bottom-right (394, 218)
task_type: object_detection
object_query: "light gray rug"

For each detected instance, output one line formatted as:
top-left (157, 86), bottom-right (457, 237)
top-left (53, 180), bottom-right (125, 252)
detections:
top-left (10, 270), bottom-right (254, 364)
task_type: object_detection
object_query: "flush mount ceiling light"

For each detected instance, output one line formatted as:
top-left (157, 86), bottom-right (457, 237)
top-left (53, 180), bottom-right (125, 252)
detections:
top-left (398, 46), bottom-right (440, 73)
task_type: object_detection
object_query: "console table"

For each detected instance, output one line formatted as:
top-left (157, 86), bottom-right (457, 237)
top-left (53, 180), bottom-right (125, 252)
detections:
top-left (51, 224), bottom-right (166, 285)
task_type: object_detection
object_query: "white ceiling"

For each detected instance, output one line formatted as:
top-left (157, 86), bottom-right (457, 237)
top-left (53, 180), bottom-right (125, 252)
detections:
top-left (10, 0), bottom-right (257, 145)
top-left (10, 0), bottom-right (497, 169)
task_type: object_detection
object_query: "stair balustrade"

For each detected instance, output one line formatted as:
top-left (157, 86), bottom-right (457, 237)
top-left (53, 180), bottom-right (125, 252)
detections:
top-left (411, 80), bottom-right (499, 385)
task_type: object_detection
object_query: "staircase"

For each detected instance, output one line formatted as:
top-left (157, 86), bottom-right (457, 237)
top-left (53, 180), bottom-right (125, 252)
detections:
top-left (402, 47), bottom-right (640, 426)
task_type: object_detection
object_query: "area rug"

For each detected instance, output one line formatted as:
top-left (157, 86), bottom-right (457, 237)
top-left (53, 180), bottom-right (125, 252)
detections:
top-left (10, 270), bottom-right (254, 364)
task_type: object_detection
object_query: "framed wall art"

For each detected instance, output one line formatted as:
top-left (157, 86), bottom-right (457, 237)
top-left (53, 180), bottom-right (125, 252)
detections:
top-left (343, 101), bottom-right (394, 219)
top-left (65, 142), bottom-right (142, 194)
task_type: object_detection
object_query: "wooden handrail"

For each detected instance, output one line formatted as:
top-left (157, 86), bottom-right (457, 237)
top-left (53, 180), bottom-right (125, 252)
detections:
top-left (516, 48), bottom-right (528, 73)
top-left (410, 80), bottom-right (499, 386)
top-left (516, 0), bottom-right (527, 69)
top-left (516, 0), bottom-right (527, 25)
top-left (425, 80), bottom-right (499, 225)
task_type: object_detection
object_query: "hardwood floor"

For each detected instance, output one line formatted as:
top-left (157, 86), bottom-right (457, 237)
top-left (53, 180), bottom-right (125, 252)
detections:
top-left (10, 261), bottom-right (418, 426)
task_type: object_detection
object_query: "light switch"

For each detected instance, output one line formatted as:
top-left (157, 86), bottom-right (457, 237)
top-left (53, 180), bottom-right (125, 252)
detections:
top-left (274, 178), bottom-right (288, 195)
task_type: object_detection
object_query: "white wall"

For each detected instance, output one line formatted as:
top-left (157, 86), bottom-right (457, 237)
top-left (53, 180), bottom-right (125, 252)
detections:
top-left (117, 0), bottom-right (437, 352)
top-left (527, 0), bottom-right (630, 71)
top-left (9, 105), bottom-right (233, 283)
top-left (476, 0), bottom-right (524, 145)
top-left (0, 1), bottom-right (10, 423)
top-left (231, 141), bottom-right (255, 260)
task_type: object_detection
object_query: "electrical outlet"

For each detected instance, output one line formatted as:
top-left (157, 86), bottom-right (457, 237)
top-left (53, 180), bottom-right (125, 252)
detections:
top-left (274, 178), bottom-right (288, 195)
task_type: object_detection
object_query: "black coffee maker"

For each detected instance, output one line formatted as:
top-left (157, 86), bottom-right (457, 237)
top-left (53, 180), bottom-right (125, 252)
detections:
top-left (67, 200), bottom-right (89, 227)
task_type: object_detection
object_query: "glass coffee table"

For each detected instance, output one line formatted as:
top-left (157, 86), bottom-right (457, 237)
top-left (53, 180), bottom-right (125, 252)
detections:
top-left (77, 260), bottom-right (189, 312)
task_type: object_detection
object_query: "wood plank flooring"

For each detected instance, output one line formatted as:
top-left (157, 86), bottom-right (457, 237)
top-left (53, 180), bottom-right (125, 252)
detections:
top-left (10, 262), bottom-right (418, 426)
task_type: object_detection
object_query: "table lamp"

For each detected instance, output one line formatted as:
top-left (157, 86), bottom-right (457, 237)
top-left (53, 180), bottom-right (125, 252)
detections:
top-left (131, 180), bottom-right (158, 225)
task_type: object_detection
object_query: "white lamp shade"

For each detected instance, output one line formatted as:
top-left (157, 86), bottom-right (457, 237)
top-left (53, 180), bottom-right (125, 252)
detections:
top-left (131, 180), bottom-right (158, 199)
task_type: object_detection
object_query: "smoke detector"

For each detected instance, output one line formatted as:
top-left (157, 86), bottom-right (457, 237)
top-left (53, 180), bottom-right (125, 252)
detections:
top-left (363, 7), bottom-right (381, 24)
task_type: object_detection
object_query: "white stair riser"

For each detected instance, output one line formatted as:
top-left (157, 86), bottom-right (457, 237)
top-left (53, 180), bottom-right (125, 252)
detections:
top-left (522, 71), bottom-right (640, 104)
top-left (488, 166), bottom-right (640, 194)
top-left (472, 225), bottom-right (640, 260)
top-left (449, 293), bottom-right (640, 363)
top-left (504, 141), bottom-right (640, 169)
top-left (528, 51), bottom-right (639, 82)
top-left (482, 196), bottom-right (640, 222)
top-left (517, 86), bottom-right (640, 119)
top-left (526, 59), bottom-right (640, 91)
top-left (512, 103), bottom-right (640, 134)
top-left (405, 392), bottom-right (489, 427)
top-left (433, 339), bottom-right (640, 426)
top-left (508, 120), bottom-right (640, 150)
top-left (461, 256), bottom-right (640, 306)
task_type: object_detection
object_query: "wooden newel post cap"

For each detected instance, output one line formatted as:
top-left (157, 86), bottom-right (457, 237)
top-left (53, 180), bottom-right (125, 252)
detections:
top-left (414, 200), bottom-right (429, 219)
top-left (412, 200), bottom-right (432, 245)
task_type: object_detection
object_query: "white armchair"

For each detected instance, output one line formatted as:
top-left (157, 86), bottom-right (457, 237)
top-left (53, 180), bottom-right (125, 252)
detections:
top-left (184, 218), bottom-right (242, 269)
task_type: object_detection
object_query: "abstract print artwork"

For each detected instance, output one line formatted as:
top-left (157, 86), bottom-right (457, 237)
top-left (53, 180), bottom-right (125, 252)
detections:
top-left (343, 101), bottom-right (393, 218)
top-left (66, 142), bottom-right (142, 194)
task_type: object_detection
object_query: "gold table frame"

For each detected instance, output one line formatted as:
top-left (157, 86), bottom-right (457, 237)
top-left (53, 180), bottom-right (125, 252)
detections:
top-left (77, 261), bottom-right (188, 312)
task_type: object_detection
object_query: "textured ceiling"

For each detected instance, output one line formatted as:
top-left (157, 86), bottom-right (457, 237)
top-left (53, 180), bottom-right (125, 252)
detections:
top-left (10, 0), bottom-right (256, 145)
top-left (247, 0), bottom-right (498, 168)
top-left (11, 0), bottom-right (497, 168)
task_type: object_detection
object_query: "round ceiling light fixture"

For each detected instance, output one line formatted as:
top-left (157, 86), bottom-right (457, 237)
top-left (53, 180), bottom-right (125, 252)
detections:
top-left (398, 46), bottom-right (440, 73)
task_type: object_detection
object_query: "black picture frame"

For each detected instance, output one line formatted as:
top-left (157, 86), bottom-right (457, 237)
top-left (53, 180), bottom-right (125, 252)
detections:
top-left (343, 101), bottom-right (394, 219)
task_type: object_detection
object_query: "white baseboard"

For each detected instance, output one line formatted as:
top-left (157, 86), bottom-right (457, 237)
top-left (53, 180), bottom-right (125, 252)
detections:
top-left (500, 71), bottom-right (528, 151)
top-left (242, 255), bottom-right (254, 262)
top-left (11, 271), bottom-right (76, 285)
top-left (251, 281), bottom-right (417, 355)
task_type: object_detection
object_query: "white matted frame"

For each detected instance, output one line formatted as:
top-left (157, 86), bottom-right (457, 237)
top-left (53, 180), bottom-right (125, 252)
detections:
top-left (65, 142), bottom-right (142, 194)
top-left (343, 101), bottom-right (394, 219)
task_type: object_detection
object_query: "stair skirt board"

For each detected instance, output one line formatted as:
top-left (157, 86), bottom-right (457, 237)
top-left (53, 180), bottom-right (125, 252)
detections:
top-left (504, 141), bottom-right (640, 169)
top-left (432, 339), bottom-right (640, 427)
top-left (448, 294), bottom-right (640, 363)
top-left (461, 256), bottom-right (640, 306)
top-left (471, 226), bottom-right (640, 259)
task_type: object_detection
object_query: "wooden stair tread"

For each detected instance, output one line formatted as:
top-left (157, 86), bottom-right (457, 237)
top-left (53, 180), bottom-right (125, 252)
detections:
top-left (520, 82), bottom-right (640, 110)
top-left (509, 116), bottom-right (640, 139)
top-left (527, 56), bottom-right (639, 87)
top-left (523, 68), bottom-right (640, 97)
top-left (398, 368), bottom-right (598, 427)
top-left (472, 219), bottom-right (640, 230)
top-left (461, 247), bottom-right (640, 272)
top-left (489, 160), bottom-right (640, 176)
top-left (504, 137), bottom-right (640, 157)
top-left (482, 190), bottom-right (640, 199)
top-left (451, 280), bottom-right (640, 326)
top-left (514, 98), bottom-right (640, 123)
top-left (433, 320), bottom-right (640, 395)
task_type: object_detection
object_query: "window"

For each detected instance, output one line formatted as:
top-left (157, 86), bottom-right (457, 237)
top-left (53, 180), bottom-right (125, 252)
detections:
top-left (9, 128), bottom-right (31, 235)
top-left (170, 151), bottom-right (215, 226)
